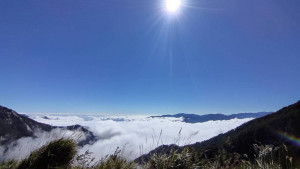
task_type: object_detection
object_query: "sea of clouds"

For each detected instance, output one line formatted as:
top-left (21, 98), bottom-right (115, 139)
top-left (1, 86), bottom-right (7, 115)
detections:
top-left (0, 114), bottom-right (253, 161)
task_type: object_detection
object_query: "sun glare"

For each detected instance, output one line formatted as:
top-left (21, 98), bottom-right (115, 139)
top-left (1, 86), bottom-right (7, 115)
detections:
top-left (165, 0), bottom-right (182, 13)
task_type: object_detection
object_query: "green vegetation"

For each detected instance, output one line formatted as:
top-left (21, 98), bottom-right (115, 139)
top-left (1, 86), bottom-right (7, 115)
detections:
top-left (140, 144), bottom-right (296, 169)
top-left (0, 139), bottom-right (297, 169)
top-left (73, 148), bottom-right (135, 169)
top-left (143, 148), bottom-right (199, 169)
top-left (92, 148), bottom-right (135, 169)
top-left (0, 160), bottom-right (18, 169)
top-left (16, 139), bottom-right (77, 169)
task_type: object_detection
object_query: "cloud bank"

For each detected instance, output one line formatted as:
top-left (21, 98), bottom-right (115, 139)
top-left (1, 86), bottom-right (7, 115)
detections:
top-left (1, 114), bottom-right (253, 161)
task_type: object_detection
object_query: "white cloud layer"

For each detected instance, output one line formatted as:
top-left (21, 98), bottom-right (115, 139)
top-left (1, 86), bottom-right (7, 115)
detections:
top-left (1, 114), bottom-right (253, 161)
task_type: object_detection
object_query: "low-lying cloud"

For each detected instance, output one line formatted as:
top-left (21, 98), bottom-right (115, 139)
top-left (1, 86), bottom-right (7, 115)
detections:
top-left (1, 114), bottom-right (253, 161)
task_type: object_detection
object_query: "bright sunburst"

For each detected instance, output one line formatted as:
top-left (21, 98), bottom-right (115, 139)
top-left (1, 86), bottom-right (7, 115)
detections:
top-left (165, 0), bottom-right (182, 13)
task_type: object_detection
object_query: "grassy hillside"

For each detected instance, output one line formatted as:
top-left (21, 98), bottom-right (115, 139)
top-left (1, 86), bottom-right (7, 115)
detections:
top-left (136, 100), bottom-right (300, 168)
top-left (191, 100), bottom-right (300, 161)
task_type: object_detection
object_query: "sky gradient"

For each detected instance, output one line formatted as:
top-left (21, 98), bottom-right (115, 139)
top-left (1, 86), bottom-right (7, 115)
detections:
top-left (1, 0), bottom-right (300, 114)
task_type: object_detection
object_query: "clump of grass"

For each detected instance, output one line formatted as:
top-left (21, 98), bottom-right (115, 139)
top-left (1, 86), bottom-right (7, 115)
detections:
top-left (93, 147), bottom-right (135, 169)
top-left (143, 147), bottom-right (200, 169)
top-left (0, 160), bottom-right (18, 169)
top-left (254, 144), bottom-right (293, 169)
top-left (73, 150), bottom-right (96, 169)
top-left (17, 138), bottom-right (77, 169)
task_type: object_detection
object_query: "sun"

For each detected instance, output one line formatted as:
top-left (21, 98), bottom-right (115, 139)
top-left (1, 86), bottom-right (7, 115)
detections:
top-left (165, 0), bottom-right (182, 13)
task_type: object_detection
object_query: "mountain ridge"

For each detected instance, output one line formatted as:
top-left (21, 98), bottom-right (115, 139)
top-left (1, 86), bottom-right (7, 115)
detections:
top-left (0, 105), bottom-right (97, 147)
top-left (151, 112), bottom-right (273, 123)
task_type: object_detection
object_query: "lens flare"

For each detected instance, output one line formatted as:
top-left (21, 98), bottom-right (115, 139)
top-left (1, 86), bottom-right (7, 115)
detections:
top-left (166, 0), bottom-right (182, 12)
top-left (278, 131), bottom-right (300, 147)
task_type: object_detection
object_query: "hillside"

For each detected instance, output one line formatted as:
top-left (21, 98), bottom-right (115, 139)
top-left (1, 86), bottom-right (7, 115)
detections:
top-left (0, 105), bottom-right (97, 146)
top-left (0, 106), bottom-right (52, 145)
top-left (137, 100), bottom-right (300, 165)
top-left (192, 100), bottom-right (300, 159)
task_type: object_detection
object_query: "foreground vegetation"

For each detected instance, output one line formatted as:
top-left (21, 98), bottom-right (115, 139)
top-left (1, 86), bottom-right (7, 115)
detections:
top-left (0, 139), bottom-right (297, 169)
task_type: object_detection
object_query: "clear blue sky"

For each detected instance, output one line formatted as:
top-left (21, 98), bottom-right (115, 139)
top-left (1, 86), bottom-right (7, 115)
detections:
top-left (1, 0), bottom-right (300, 114)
